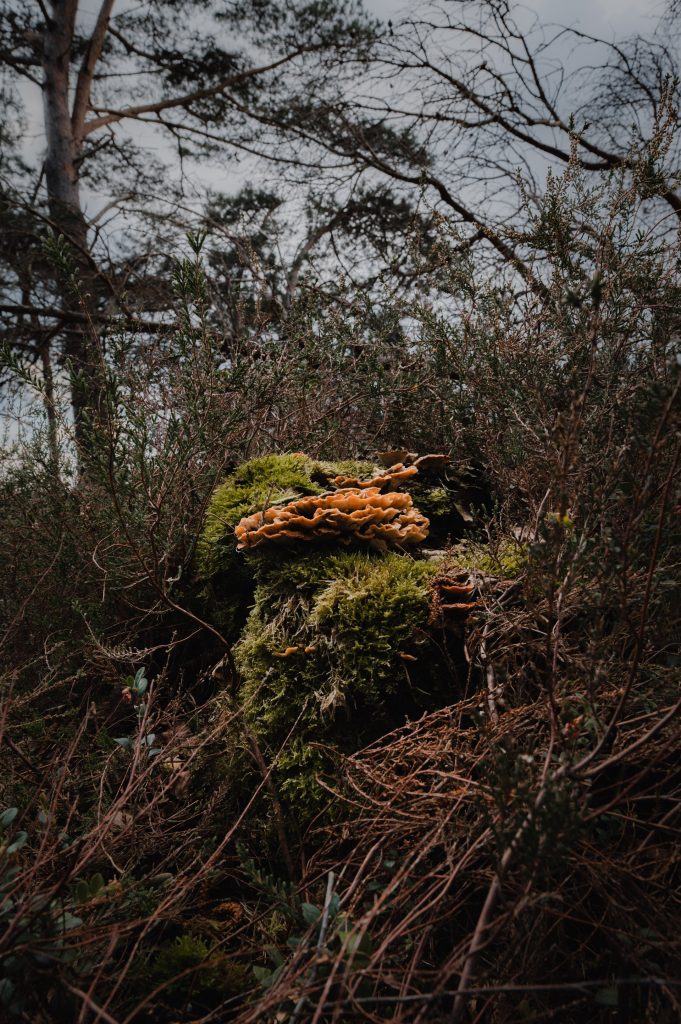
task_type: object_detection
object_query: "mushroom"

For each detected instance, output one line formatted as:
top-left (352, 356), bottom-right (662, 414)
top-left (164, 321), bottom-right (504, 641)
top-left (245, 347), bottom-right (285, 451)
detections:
top-left (413, 454), bottom-right (451, 473)
top-left (376, 450), bottom-right (415, 467)
top-left (234, 485), bottom-right (429, 552)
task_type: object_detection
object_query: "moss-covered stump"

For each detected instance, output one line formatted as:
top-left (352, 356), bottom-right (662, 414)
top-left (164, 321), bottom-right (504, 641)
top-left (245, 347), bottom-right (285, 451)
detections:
top-left (234, 550), bottom-right (462, 818)
top-left (196, 452), bottom-right (492, 833)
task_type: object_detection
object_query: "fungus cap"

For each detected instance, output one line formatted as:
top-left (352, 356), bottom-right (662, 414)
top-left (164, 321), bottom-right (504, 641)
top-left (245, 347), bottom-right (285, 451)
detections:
top-left (331, 463), bottom-right (418, 491)
top-left (234, 485), bottom-right (429, 552)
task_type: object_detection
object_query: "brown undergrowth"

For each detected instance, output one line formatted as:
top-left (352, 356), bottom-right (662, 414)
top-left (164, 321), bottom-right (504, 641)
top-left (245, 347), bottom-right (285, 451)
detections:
top-left (1, 159), bottom-right (680, 1023)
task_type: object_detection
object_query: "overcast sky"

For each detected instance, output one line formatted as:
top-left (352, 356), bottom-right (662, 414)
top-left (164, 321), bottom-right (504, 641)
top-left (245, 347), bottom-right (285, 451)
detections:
top-left (18, 0), bottom-right (666, 174)
top-left (365, 0), bottom-right (661, 37)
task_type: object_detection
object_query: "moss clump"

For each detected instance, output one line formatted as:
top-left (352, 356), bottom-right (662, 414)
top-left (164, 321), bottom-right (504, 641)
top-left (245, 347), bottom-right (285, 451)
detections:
top-left (274, 738), bottom-right (336, 812)
top-left (235, 550), bottom-right (455, 818)
top-left (196, 454), bottom-right (381, 636)
top-left (150, 933), bottom-right (250, 1004)
top-left (315, 458), bottom-right (380, 480)
top-left (197, 454), bottom-right (324, 583)
top-left (444, 538), bottom-right (528, 578)
top-left (413, 485), bottom-right (452, 519)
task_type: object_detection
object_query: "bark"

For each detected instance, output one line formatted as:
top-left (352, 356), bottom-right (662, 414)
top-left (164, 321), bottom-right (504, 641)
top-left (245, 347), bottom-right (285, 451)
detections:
top-left (42, 0), bottom-right (107, 453)
top-left (39, 337), bottom-right (59, 467)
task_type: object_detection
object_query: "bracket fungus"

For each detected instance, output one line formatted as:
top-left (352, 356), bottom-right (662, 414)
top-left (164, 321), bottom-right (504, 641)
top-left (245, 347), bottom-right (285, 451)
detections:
top-left (376, 451), bottom-right (451, 474)
top-left (330, 462), bottom-right (418, 491)
top-left (234, 485), bottom-right (429, 552)
top-left (431, 571), bottom-right (479, 628)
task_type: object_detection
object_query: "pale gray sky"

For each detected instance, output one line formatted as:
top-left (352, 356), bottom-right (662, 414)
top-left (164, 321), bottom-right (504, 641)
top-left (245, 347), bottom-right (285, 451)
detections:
top-left (17, 0), bottom-right (663, 174)
top-left (364, 0), bottom-right (659, 37)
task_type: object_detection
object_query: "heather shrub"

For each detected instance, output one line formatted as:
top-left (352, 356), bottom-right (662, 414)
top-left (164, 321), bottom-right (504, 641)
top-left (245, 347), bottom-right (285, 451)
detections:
top-left (0, 153), bottom-right (679, 1023)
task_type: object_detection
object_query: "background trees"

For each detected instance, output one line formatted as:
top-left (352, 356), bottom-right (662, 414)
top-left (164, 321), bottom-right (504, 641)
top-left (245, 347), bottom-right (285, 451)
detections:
top-left (0, 0), bottom-right (377, 447)
top-left (261, 0), bottom-right (681, 294)
top-left (4, 0), bottom-right (681, 456)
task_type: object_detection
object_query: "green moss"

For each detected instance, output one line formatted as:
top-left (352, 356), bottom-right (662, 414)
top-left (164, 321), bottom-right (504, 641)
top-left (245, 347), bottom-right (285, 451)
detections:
top-left (237, 551), bottom-right (438, 723)
top-left (314, 458), bottom-right (381, 480)
top-left (411, 485), bottom-right (452, 520)
top-left (310, 554), bottom-right (437, 701)
top-left (275, 739), bottom-right (338, 817)
top-left (197, 454), bottom-right (324, 583)
top-left (150, 933), bottom-right (250, 1001)
top-left (196, 454), bottom-right (384, 637)
top-left (444, 538), bottom-right (528, 578)
top-left (234, 550), bottom-right (453, 817)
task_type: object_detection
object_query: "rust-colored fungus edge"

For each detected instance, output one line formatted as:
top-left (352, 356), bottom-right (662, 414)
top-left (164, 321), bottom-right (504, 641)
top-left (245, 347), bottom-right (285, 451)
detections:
top-left (234, 474), bottom-right (430, 553)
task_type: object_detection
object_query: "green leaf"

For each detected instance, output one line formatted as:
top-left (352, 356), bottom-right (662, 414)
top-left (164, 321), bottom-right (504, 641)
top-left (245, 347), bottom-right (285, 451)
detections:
top-left (6, 832), bottom-right (27, 855)
top-left (301, 902), bottom-right (321, 925)
top-left (151, 873), bottom-right (174, 887)
top-left (0, 808), bottom-right (18, 832)
top-left (89, 873), bottom-right (105, 896)
top-left (342, 928), bottom-right (373, 963)
top-left (267, 946), bottom-right (285, 968)
top-left (60, 911), bottom-right (83, 932)
top-left (73, 879), bottom-right (90, 905)
top-left (114, 737), bottom-right (133, 749)
top-left (0, 977), bottom-right (16, 1009)
top-left (252, 965), bottom-right (273, 988)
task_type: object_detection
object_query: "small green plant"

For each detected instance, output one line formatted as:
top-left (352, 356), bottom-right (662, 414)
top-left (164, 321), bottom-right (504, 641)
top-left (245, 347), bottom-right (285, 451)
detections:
top-left (113, 667), bottom-right (161, 756)
top-left (250, 876), bottom-right (374, 1014)
top-left (0, 807), bottom-right (84, 1017)
top-left (150, 933), bottom-right (250, 1003)
top-left (0, 808), bottom-right (27, 858)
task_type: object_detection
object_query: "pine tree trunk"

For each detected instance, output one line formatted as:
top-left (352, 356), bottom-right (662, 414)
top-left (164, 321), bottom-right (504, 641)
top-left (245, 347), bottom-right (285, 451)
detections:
top-left (42, 0), bottom-right (107, 455)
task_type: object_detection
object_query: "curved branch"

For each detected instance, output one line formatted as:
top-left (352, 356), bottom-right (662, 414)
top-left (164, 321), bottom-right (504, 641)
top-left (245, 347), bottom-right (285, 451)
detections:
top-left (83, 47), bottom-right (320, 137)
